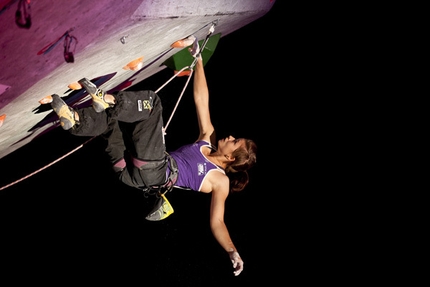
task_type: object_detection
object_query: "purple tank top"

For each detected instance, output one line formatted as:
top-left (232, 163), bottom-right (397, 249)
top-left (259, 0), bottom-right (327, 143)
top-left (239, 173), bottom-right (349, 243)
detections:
top-left (169, 140), bottom-right (225, 191)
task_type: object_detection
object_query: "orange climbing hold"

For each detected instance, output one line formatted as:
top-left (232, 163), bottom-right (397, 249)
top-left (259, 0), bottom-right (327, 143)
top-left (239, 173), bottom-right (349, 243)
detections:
top-left (68, 82), bottom-right (82, 90)
top-left (123, 57), bottom-right (144, 71)
top-left (39, 95), bottom-right (53, 104)
top-left (0, 114), bottom-right (6, 128)
top-left (171, 35), bottom-right (196, 48)
top-left (174, 70), bottom-right (191, 77)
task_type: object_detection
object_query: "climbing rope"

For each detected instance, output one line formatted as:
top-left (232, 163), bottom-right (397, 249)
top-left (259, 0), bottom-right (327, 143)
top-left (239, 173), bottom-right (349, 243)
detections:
top-left (0, 23), bottom-right (216, 191)
top-left (158, 67), bottom-right (194, 134)
top-left (161, 22), bottom-right (216, 132)
top-left (0, 136), bottom-right (96, 191)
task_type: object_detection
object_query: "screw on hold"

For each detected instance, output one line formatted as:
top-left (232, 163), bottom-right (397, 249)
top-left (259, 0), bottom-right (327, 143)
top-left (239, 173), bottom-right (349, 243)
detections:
top-left (120, 35), bottom-right (129, 44)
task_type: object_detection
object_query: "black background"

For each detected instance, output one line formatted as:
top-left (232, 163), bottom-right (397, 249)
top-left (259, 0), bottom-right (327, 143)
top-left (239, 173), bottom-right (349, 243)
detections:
top-left (0, 1), bottom-right (294, 286)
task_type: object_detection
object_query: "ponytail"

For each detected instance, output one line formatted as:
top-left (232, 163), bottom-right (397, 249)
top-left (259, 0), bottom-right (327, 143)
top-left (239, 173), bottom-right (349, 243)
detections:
top-left (225, 139), bottom-right (257, 192)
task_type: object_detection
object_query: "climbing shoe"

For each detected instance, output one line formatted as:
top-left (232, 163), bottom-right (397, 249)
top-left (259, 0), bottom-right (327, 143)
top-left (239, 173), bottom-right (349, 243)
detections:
top-left (46, 94), bottom-right (76, 130)
top-left (78, 77), bottom-right (110, 113)
top-left (145, 193), bottom-right (174, 221)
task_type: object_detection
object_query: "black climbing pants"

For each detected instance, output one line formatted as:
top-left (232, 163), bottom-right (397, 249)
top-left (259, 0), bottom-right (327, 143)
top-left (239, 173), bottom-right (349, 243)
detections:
top-left (70, 90), bottom-right (167, 189)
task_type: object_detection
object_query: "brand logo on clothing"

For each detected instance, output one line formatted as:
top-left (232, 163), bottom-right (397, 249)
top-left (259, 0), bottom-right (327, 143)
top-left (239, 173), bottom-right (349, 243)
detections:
top-left (138, 99), bottom-right (152, 112)
top-left (197, 162), bottom-right (206, 176)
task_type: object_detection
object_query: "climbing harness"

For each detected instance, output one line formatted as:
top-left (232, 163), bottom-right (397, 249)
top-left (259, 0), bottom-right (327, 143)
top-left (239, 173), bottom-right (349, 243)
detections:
top-left (144, 152), bottom-right (179, 221)
top-left (0, 21), bottom-right (217, 197)
top-left (142, 152), bottom-right (179, 198)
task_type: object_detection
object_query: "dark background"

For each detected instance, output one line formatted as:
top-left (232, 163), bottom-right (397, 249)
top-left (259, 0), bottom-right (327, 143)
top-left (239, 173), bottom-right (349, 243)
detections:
top-left (0, 1), bottom-right (299, 286)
